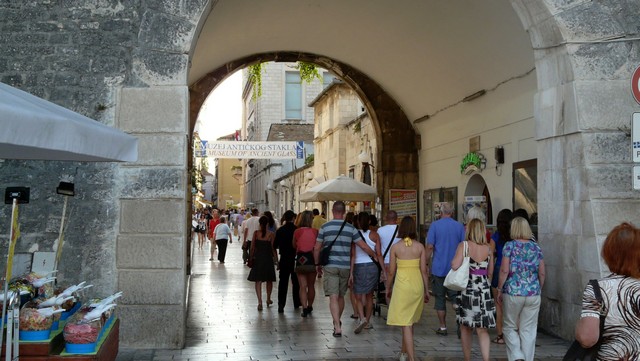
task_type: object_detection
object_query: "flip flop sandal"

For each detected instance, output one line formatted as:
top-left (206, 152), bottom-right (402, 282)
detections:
top-left (492, 334), bottom-right (505, 344)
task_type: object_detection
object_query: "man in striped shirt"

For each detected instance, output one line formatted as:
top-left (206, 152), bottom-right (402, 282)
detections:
top-left (314, 201), bottom-right (378, 337)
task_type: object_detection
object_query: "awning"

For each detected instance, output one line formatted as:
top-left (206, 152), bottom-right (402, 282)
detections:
top-left (299, 175), bottom-right (377, 202)
top-left (0, 82), bottom-right (138, 162)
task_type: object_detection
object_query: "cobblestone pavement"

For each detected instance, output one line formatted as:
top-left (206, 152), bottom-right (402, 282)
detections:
top-left (118, 238), bottom-right (570, 360)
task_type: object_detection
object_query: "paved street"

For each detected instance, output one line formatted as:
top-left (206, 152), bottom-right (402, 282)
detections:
top-left (118, 237), bottom-right (570, 360)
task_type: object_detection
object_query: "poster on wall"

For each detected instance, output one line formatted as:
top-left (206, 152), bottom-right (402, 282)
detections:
top-left (389, 189), bottom-right (417, 220)
top-left (463, 195), bottom-right (487, 222)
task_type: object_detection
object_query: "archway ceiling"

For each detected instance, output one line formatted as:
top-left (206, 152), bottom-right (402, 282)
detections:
top-left (189, 0), bottom-right (534, 124)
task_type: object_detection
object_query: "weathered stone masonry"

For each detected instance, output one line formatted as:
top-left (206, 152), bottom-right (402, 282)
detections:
top-left (0, 0), bottom-right (207, 348)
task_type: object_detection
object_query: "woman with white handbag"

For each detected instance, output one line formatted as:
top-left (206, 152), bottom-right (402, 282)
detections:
top-left (450, 218), bottom-right (496, 361)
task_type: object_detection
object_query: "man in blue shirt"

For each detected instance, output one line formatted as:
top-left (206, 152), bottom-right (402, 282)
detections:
top-left (426, 202), bottom-right (465, 336)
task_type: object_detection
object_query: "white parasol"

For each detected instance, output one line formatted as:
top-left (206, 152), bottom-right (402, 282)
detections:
top-left (299, 175), bottom-right (377, 202)
top-left (0, 82), bottom-right (138, 162)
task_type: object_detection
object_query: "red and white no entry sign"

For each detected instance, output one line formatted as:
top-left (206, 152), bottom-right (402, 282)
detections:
top-left (633, 65), bottom-right (640, 105)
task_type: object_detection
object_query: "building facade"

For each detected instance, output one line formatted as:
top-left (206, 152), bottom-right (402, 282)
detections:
top-left (240, 62), bottom-right (331, 213)
top-left (284, 80), bottom-right (379, 217)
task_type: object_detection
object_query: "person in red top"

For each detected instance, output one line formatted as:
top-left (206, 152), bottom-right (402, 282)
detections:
top-left (293, 210), bottom-right (319, 317)
top-left (208, 209), bottom-right (221, 244)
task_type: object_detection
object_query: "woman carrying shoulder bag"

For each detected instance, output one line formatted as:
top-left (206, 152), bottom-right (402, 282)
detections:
top-left (573, 222), bottom-right (640, 360)
top-left (451, 218), bottom-right (496, 361)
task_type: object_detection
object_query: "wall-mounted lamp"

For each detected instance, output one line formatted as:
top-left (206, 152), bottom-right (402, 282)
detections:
top-left (267, 183), bottom-right (273, 190)
top-left (56, 182), bottom-right (75, 196)
top-left (4, 187), bottom-right (30, 204)
top-left (495, 146), bottom-right (504, 164)
top-left (306, 171), bottom-right (313, 181)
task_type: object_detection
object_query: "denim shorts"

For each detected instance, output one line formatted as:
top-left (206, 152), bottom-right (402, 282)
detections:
top-left (432, 275), bottom-right (459, 311)
top-left (353, 262), bottom-right (379, 294)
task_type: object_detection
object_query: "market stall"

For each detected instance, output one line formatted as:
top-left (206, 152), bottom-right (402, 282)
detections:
top-left (1, 82), bottom-right (138, 360)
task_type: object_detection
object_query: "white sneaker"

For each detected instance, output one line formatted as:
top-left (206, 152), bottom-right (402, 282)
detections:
top-left (354, 319), bottom-right (367, 334)
top-left (398, 352), bottom-right (408, 361)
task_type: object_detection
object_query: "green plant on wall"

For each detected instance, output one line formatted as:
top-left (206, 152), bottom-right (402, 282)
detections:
top-left (460, 152), bottom-right (482, 174)
top-left (305, 154), bottom-right (314, 165)
top-left (248, 63), bottom-right (263, 100)
top-left (190, 167), bottom-right (203, 190)
top-left (353, 120), bottom-right (361, 133)
top-left (248, 61), bottom-right (322, 99)
top-left (295, 61), bottom-right (322, 84)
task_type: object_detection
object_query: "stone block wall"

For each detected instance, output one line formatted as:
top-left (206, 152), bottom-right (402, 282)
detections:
top-left (513, 0), bottom-right (640, 339)
top-left (0, 0), bottom-right (207, 348)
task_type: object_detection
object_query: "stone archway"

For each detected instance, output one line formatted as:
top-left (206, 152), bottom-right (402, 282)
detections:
top-left (189, 52), bottom-right (420, 216)
top-left (0, 0), bottom-right (629, 349)
top-left (508, 0), bottom-right (640, 338)
top-left (107, 1), bottom-right (640, 346)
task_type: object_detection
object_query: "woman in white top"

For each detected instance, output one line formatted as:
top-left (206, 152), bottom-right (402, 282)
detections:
top-left (350, 212), bottom-right (385, 334)
top-left (212, 217), bottom-right (233, 263)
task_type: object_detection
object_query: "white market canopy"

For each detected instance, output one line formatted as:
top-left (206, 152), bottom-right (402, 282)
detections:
top-left (0, 82), bottom-right (138, 162)
top-left (299, 175), bottom-right (377, 202)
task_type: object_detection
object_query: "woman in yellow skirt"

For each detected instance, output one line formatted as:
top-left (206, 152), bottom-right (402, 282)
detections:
top-left (386, 216), bottom-right (430, 361)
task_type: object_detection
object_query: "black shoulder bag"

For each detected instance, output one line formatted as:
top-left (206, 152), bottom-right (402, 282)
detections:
top-left (319, 220), bottom-right (347, 266)
top-left (563, 279), bottom-right (605, 361)
top-left (382, 225), bottom-right (399, 261)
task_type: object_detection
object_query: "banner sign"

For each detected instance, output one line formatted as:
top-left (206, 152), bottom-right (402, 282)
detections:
top-left (197, 141), bottom-right (304, 159)
top-left (389, 189), bottom-right (418, 218)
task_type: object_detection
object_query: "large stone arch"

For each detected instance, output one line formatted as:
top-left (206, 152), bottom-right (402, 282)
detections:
top-left (189, 52), bottom-right (419, 216)
top-left (507, 0), bottom-right (640, 338)
top-left (0, 0), bottom-right (638, 349)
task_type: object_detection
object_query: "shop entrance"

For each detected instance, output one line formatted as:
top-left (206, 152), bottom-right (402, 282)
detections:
top-left (463, 174), bottom-right (493, 225)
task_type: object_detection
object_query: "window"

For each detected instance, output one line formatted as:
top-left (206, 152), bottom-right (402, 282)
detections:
top-left (513, 159), bottom-right (538, 228)
top-left (285, 71), bottom-right (302, 119)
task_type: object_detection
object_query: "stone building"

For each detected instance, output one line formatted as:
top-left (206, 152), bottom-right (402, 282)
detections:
top-left (240, 62), bottom-right (332, 212)
top-left (213, 134), bottom-right (241, 210)
top-left (0, 0), bottom-right (639, 349)
top-left (293, 80), bottom-right (379, 216)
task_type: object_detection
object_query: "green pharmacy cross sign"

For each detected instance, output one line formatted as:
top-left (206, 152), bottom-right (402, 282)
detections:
top-left (460, 152), bottom-right (483, 175)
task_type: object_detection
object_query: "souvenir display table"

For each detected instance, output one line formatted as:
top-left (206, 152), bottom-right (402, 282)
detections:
top-left (0, 319), bottom-right (119, 361)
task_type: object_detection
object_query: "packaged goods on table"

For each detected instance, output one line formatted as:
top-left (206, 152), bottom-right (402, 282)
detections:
top-left (9, 279), bottom-right (35, 306)
top-left (19, 303), bottom-right (63, 340)
top-left (63, 308), bottom-right (104, 353)
top-left (63, 314), bottom-right (102, 345)
top-left (20, 303), bottom-right (53, 331)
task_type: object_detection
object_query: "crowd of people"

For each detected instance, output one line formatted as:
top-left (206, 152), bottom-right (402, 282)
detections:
top-left (192, 203), bottom-right (640, 361)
